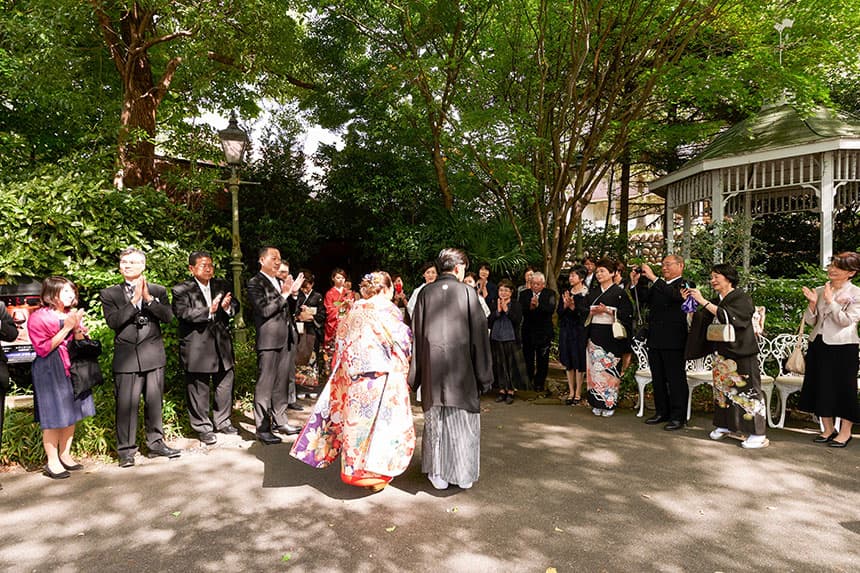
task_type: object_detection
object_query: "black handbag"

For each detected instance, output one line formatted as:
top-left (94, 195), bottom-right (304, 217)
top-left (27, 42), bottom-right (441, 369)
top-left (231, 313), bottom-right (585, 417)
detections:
top-left (68, 338), bottom-right (104, 398)
top-left (685, 306), bottom-right (713, 360)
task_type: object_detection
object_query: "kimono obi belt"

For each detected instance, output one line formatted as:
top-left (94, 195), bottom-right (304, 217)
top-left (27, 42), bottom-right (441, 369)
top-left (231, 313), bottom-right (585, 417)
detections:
top-left (344, 342), bottom-right (399, 379)
top-left (589, 307), bottom-right (618, 325)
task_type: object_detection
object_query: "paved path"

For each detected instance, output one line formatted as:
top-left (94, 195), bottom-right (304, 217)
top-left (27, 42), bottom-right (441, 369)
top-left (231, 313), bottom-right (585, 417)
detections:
top-left (2, 393), bottom-right (859, 573)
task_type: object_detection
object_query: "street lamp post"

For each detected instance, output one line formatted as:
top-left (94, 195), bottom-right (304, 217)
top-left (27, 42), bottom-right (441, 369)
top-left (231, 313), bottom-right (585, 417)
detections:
top-left (218, 112), bottom-right (250, 344)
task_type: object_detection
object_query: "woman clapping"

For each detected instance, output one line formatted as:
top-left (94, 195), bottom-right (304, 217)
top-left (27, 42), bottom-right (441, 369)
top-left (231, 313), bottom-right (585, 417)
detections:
top-left (27, 277), bottom-right (96, 479)
top-left (798, 252), bottom-right (860, 448)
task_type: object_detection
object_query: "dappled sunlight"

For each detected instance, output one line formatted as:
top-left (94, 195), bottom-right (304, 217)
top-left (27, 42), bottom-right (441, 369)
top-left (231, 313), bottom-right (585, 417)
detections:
top-left (1, 395), bottom-right (858, 572)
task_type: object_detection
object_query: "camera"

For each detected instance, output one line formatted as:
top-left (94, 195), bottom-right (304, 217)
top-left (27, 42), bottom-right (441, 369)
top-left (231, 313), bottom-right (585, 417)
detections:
top-left (134, 313), bottom-right (150, 328)
top-left (633, 266), bottom-right (642, 274)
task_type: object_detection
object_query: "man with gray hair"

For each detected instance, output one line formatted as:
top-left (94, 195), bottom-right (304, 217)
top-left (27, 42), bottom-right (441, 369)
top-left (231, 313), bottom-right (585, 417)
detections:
top-left (632, 254), bottom-right (692, 431)
top-left (100, 247), bottom-right (178, 467)
top-left (518, 271), bottom-right (557, 395)
top-left (409, 248), bottom-right (492, 490)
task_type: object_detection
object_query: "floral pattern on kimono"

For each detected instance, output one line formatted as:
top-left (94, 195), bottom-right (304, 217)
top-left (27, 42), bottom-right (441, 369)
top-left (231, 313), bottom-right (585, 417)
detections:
top-left (290, 297), bottom-right (415, 481)
top-left (586, 339), bottom-right (621, 409)
top-left (712, 354), bottom-right (766, 421)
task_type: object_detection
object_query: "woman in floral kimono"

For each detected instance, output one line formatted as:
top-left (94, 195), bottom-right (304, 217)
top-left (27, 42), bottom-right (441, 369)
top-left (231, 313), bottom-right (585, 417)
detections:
top-left (685, 263), bottom-right (767, 449)
top-left (291, 271), bottom-right (415, 491)
top-left (585, 258), bottom-right (634, 417)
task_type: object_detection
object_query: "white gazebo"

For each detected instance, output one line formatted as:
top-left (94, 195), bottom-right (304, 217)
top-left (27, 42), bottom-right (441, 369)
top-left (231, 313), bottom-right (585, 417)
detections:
top-left (649, 103), bottom-right (860, 268)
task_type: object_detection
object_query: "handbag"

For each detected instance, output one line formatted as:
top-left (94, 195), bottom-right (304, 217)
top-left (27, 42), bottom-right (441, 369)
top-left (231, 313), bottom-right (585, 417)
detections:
top-left (612, 305), bottom-right (628, 339)
top-left (68, 337), bottom-right (104, 398)
top-left (706, 307), bottom-right (736, 343)
top-left (785, 317), bottom-right (806, 374)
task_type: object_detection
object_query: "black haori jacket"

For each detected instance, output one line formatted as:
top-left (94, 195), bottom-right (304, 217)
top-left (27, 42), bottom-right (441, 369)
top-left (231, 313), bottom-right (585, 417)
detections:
top-left (408, 273), bottom-right (493, 413)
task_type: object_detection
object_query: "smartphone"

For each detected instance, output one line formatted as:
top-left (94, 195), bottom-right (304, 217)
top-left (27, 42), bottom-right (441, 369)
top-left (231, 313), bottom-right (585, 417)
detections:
top-left (395, 283), bottom-right (403, 294)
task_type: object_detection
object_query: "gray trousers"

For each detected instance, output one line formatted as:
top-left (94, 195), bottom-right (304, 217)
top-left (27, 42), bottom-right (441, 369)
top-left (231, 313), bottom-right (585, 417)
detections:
top-left (253, 344), bottom-right (296, 432)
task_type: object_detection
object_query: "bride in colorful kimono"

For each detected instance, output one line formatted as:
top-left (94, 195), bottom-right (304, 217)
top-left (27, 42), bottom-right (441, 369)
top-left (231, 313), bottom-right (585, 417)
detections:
top-left (290, 271), bottom-right (415, 491)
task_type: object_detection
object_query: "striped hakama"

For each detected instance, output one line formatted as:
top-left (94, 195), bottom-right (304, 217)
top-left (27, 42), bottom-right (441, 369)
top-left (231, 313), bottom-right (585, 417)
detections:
top-left (422, 406), bottom-right (480, 486)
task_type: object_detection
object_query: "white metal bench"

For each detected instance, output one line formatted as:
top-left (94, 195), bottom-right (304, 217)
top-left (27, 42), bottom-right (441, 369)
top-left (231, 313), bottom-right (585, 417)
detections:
top-left (633, 336), bottom-right (775, 424)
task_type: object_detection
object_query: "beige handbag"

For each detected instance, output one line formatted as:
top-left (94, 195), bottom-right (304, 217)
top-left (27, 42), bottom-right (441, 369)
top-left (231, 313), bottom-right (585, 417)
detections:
top-left (785, 318), bottom-right (806, 374)
top-left (706, 307), bottom-right (736, 342)
top-left (612, 319), bottom-right (627, 340)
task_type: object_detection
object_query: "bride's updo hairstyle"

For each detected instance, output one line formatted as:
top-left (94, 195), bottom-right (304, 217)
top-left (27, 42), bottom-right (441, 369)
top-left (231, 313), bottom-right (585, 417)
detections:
top-left (359, 271), bottom-right (392, 299)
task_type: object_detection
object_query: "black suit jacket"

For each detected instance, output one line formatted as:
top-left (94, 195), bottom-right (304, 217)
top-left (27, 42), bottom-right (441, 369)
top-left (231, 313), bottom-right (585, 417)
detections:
top-left (247, 272), bottom-right (297, 351)
top-left (635, 276), bottom-right (691, 350)
top-left (172, 277), bottom-right (239, 373)
top-left (0, 302), bottom-right (20, 387)
top-left (518, 288), bottom-right (558, 345)
top-left (100, 282), bottom-right (173, 373)
top-left (296, 289), bottom-right (325, 341)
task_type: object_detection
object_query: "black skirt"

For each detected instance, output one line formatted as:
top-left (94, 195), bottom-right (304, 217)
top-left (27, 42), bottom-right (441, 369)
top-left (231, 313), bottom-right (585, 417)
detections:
top-left (798, 337), bottom-right (860, 423)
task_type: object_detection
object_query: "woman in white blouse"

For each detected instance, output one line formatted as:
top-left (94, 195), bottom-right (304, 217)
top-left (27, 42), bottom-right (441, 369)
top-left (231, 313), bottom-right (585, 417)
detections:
top-left (799, 251), bottom-right (860, 448)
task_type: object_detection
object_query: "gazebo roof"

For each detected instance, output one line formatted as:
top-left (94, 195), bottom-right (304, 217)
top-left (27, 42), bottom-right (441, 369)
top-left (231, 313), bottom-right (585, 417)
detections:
top-left (650, 103), bottom-right (860, 193)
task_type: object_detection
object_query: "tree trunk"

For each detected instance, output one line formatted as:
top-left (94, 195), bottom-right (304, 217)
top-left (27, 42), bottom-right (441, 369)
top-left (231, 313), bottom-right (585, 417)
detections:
top-left (93, 1), bottom-right (189, 189)
top-left (618, 151), bottom-right (631, 259)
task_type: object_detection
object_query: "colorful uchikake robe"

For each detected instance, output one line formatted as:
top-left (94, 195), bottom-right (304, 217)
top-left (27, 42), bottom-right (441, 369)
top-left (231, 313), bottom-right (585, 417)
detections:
top-left (290, 297), bottom-right (415, 487)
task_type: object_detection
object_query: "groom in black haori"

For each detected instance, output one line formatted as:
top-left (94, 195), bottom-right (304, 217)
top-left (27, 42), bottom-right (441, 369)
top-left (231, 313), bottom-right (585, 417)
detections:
top-left (408, 248), bottom-right (493, 490)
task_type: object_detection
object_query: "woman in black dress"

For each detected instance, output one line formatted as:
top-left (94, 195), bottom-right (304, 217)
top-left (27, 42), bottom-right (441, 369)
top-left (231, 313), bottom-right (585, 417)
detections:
top-left (798, 251), bottom-right (860, 448)
top-left (685, 264), bottom-right (767, 448)
top-left (558, 266), bottom-right (589, 405)
top-left (585, 258), bottom-right (634, 417)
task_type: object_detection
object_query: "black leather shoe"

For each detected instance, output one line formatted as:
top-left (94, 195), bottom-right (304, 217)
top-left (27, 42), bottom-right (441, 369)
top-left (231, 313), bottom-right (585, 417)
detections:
top-left (257, 432), bottom-right (282, 445)
top-left (287, 403), bottom-right (305, 411)
top-left (828, 436), bottom-right (853, 448)
top-left (273, 424), bottom-right (301, 435)
top-left (496, 394), bottom-right (507, 403)
top-left (664, 420), bottom-right (685, 431)
top-left (60, 460), bottom-right (84, 471)
top-left (198, 432), bottom-right (217, 445)
top-left (118, 456), bottom-right (135, 468)
top-left (645, 415), bottom-right (669, 425)
top-left (147, 444), bottom-right (181, 458)
top-left (217, 424), bottom-right (239, 435)
top-left (43, 466), bottom-right (71, 480)
top-left (813, 431), bottom-right (838, 443)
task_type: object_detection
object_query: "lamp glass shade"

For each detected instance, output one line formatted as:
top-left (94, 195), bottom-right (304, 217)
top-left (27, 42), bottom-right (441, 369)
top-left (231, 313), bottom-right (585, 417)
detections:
top-left (218, 115), bottom-right (249, 166)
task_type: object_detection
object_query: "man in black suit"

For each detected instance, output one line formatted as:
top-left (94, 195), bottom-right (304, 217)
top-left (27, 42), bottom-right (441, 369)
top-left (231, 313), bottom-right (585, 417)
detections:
top-left (294, 269), bottom-right (326, 398)
top-left (633, 255), bottom-right (691, 431)
top-left (518, 271), bottom-right (557, 394)
top-left (247, 247), bottom-right (304, 444)
top-left (172, 251), bottom-right (240, 446)
top-left (0, 301), bottom-right (21, 472)
top-left (100, 247), bottom-right (179, 467)
top-left (276, 262), bottom-right (304, 412)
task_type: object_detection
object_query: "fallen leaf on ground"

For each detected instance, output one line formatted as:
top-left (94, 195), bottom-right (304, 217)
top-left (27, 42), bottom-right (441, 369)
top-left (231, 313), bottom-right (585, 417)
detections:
top-left (641, 494), bottom-right (651, 499)
top-left (171, 511), bottom-right (181, 518)
top-left (546, 568), bottom-right (558, 573)
top-left (554, 527), bottom-right (564, 532)
top-left (281, 553), bottom-right (291, 562)
top-left (385, 526), bottom-right (397, 532)
top-left (766, 506), bottom-right (777, 510)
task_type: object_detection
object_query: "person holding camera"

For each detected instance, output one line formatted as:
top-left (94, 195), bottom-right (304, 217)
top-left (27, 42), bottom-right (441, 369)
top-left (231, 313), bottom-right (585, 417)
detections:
top-left (100, 247), bottom-right (178, 467)
top-left (632, 255), bottom-right (692, 431)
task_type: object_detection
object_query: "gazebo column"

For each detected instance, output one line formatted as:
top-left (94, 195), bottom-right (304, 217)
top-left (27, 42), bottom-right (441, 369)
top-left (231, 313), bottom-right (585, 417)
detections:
top-left (682, 205), bottom-right (692, 259)
top-left (711, 171), bottom-right (724, 263)
top-left (665, 190), bottom-right (675, 256)
top-left (819, 151), bottom-right (835, 268)
top-left (742, 191), bottom-right (752, 273)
